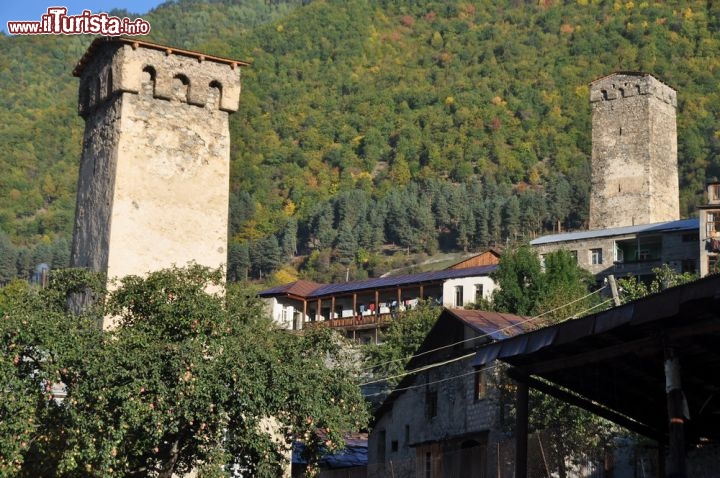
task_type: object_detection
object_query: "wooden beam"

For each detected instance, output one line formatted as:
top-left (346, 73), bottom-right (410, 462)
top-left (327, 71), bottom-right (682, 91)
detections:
top-left (525, 336), bottom-right (661, 375)
top-left (515, 379), bottom-right (529, 478)
top-left (509, 369), bottom-right (663, 441)
top-left (524, 319), bottom-right (720, 376)
top-left (664, 348), bottom-right (687, 477)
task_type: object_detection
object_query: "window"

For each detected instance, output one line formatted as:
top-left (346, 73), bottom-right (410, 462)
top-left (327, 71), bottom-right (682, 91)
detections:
top-left (682, 233), bottom-right (699, 242)
top-left (569, 250), bottom-right (578, 263)
top-left (614, 243), bottom-right (624, 263)
top-left (590, 248), bottom-right (603, 265)
top-left (426, 390), bottom-right (438, 419)
top-left (475, 284), bottom-right (484, 302)
top-left (405, 425), bottom-right (410, 445)
top-left (474, 370), bottom-right (487, 401)
top-left (710, 183), bottom-right (720, 202)
top-left (425, 452), bottom-right (432, 478)
top-left (707, 212), bottom-right (720, 238)
top-left (391, 440), bottom-right (398, 452)
top-left (454, 286), bottom-right (464, 307)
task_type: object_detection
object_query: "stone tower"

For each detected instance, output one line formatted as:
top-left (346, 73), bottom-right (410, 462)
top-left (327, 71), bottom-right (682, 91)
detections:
top-left (588, 72), bottom-right (679, 230)
top-left (70, 38), bottom-right (246, 291)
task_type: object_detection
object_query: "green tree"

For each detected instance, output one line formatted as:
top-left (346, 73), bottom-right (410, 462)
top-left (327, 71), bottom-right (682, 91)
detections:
top-left (617, 264), bottom-right (697, 304)
top-left (363, 301), bottom-right (441, 389)
top-left (0, 230), bottom-right (17, 281)
top-left (489, 245), bottom-right (544, 316)
top-left (0, 266), bottom-right (368, 477)
top-left (490, 247), bottom-right (614, 478)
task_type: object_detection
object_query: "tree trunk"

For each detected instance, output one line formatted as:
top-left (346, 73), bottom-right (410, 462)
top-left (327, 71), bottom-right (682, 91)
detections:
top-left (158, 438), bottom-right (181, 478)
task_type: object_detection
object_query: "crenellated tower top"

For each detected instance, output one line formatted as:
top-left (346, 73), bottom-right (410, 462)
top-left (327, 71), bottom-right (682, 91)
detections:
top-left (73, 37), bottom-right (248, 117)
top-left (70, 38), bottom-right (248, 321)
top-left (589, 72), bottom-right (676, 106)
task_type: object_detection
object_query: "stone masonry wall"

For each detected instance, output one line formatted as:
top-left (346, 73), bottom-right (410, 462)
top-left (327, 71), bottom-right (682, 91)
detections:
top-left (71, 41), bottom-right (241, 293)
top-left (589, 73), bottom-right (679, 230)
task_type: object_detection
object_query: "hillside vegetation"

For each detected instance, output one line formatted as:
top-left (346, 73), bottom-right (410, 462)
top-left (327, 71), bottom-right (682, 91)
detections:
top-left (1, 0), bottom-right (719, 283)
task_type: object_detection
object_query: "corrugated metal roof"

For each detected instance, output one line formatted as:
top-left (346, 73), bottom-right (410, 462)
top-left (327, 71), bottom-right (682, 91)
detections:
top-left (529, 218), bottom-right (698, 246)
top-left (470, 273), bottom-right (720, 442)
top-left (445, 309), bottom-right (533, 341)
top-left (308, 265), bottom-right (497, 298)
top-left (258, 265), bottom-right (497, 299)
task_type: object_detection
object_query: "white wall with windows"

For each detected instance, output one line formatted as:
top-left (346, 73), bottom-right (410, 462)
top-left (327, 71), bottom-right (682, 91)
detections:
top-left (442, 276), bottom-right (496, 308)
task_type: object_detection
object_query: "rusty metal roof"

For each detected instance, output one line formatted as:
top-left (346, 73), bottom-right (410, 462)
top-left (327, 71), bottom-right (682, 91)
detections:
top-left (73, 37), bottom-right (250, 77)
top-left (473, 273), bottom-right (720, 443)
top-left (258, 279), bottom-right (323, 298)
top-left (445, 308), bottom-right (534, 341)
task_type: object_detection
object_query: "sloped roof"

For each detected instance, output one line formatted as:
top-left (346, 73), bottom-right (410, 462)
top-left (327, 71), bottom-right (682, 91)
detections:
top-left (472, 273), bottom-right (720, 443)
top-left (257, 279), bottom-right (323, 298)
top-left (258, 265), bottom-right (497, 299)
top-left (529, 218), bottom-right (698, 246)
top-left (372, 307), bottom-right (531, 422)
top-left (293, 433), bottom-right (368, 468)
top-left (445, 308), bottom-right (534, 341)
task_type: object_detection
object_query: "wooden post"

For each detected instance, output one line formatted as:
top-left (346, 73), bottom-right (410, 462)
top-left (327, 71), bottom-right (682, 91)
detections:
top-left (515, 380), bottom-right (529, 478)
top-left (664, 348), bottom-right (686, 478)
top-left (607, 274), bottom-right (621, 307)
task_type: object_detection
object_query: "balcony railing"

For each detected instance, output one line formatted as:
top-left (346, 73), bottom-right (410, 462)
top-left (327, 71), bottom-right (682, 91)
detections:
top-left (612, 259), bottom-right (662, 276)
top-left (303, 313), bottom-right (394, 330)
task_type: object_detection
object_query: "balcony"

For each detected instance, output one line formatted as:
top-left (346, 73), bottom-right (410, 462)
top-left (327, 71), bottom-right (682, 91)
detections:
top-left (303, 313), bottom-right (394, 331)
top-left (612, 259), bottom-right (662, 277)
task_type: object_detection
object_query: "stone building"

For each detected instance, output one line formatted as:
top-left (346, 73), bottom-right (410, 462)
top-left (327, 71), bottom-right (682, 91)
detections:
top-left (531, 218), bottom-right (699, 281)
top-left (532, 72), bottom-right (697, 280)
top-left (367, 308), bottom-right (530, 478)
top-left (70, 38), bottom-right (246, 318)
top-left (589, 72), bottom-right (679, 230)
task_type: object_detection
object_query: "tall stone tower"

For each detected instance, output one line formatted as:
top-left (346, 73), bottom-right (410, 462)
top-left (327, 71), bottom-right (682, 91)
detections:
top-left (588, 72), bottom-right (679, 230)
top-left (70, 38), bottom-right (246, 289)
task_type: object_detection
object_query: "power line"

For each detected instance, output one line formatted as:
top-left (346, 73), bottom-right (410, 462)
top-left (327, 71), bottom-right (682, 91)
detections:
top-left (360, 291), bottom-right (613, 388)
top-left (362, 285), bottom-right (607, 373)
top-left (363, 362), bottom-right (499, 397)
top-left (360, 352), bottom-right (476, 386)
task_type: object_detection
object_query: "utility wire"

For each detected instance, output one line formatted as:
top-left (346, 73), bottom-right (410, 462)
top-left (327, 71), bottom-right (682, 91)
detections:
top-left (363, 363), bottom-right (498, 397)
top-left (360, 292), bottom-right (614, 388)
top-left (362, 285), bottom-right (607, 373)
top-left (361, 352), bottom-right (476, 386)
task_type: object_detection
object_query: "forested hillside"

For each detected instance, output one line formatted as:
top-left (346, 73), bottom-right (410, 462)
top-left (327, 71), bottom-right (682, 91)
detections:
top-left (2, 0), bottom-right (720, 284)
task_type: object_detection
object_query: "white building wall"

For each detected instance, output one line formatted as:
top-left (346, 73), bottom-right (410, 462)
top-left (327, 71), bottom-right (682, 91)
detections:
top-left (442, 276), bottom-right (496, 308)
